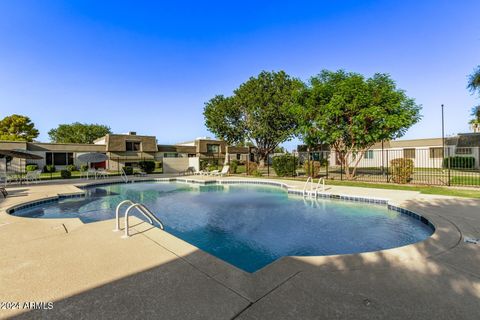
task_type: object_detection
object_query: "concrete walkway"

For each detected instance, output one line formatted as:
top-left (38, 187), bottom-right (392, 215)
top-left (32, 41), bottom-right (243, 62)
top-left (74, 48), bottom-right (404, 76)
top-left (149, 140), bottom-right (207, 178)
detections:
top-left (0, 176), bottom-right (479, 319)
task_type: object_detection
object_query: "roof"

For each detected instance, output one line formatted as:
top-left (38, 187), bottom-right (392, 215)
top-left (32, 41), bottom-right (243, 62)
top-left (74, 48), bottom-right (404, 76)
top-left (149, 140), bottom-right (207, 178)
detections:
top-left (389, 138), bottom-right (444, 148)
top-left (455, 133), bottom-right (480, 147)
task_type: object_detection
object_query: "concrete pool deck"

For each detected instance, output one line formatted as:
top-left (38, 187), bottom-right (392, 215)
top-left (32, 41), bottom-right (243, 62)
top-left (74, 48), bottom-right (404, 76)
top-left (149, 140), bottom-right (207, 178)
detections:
top-left (0, 176), bottom-right (479, 319)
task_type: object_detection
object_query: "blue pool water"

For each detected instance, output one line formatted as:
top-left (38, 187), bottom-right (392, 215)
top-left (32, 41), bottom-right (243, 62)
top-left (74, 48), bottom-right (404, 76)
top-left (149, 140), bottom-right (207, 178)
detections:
top-left (12, 182), bottom-right (433, 272)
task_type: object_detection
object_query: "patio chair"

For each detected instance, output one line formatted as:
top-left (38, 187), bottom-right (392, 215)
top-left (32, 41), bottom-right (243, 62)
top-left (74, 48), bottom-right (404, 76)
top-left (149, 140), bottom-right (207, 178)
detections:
top-left (193, 169), bottom-right (206, 175)
top-left (96, 169), bottom-right (108, 179)
top-left (207, 169), bottom-right (219, 176)
top-left (87, 168), bottom-right (97, 179)
top-left (134, 169), bottom-right (147, 177)
top-left (0, 187), bottom-right (7, 198)
top-left (184, 167), bottom-right (195, 175)
top-left (211, 166), bottom-right (229, 176)
top-left (24, 170), bottom-right (41, 184)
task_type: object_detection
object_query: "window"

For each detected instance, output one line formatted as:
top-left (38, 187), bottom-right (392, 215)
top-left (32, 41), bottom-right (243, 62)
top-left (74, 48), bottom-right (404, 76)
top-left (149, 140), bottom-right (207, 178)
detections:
top-left (429, 147), bottom-right (443, 159)
top-left (126, 141), bottom-right (141, 151)
top-left (207, 144), bottom-right (220, 153)
top-left (163, 153), bottom-right (178, 158)
top-left (364, 150), bottom-right (374, 159)
top-left (236, 153), bottom-right (241, 160)
top-left (45, 152), bottom-right (74, 166)
top-left (403, 148), bottom-right (416, 159)
top-left (456, 147), bottom-right (472, 155)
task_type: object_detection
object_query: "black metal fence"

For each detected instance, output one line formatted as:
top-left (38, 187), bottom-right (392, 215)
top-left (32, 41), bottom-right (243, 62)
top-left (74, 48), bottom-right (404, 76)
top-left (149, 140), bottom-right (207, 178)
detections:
top-left (245, 148), bottom-right (480, 187)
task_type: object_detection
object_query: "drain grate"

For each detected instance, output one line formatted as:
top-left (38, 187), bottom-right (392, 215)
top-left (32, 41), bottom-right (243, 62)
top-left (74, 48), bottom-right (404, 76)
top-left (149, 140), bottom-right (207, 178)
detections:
top-left (464, 237), bottom-right (480, 244)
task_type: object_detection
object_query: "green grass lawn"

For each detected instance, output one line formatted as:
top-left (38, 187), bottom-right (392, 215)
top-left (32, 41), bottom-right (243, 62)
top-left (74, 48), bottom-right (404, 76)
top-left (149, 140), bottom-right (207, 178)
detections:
top-left (450, 176), bottom-right (480, 186)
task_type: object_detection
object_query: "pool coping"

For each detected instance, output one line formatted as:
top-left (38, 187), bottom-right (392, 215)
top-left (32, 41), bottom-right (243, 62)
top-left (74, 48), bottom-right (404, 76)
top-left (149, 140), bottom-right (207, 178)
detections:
top-left (6, 177), bottom-right (435, 232)
top-left (1, 176), bottom-right (460, 303)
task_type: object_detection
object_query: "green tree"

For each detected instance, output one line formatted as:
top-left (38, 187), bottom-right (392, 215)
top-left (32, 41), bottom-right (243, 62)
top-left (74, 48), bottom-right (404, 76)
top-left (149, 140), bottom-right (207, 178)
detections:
top-left (468, 66), bottom-right (480, 94)
top-left (48, 122), bottom-right (111, 144)
top-left (470, 106), bottom-right (480, 132)
top-left (0, 114), bottom-right (39, 142)
top-left (299, 70), bottom-right (421, 179)
top-left (204, 71), bottom-right (304, 166)
top-left (468, 67), bottom-right (480, 131)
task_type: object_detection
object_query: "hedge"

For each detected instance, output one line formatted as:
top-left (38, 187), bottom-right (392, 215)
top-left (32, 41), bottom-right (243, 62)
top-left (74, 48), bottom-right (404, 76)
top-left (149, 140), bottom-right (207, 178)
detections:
top-left (43, 165), bottom-right (56, 173)
top-left (443, 156), bottom-right (475, 169)
top-left (138, 160), bottom-right (156, 173)
top-left (60, 170), bottom-right (71, 179)
top-left (122, 166), bottom-right (134, 175)
top-left (272, 154), bottom-right (298, 177)
top-left (26, 164), bottom-right (39, 172)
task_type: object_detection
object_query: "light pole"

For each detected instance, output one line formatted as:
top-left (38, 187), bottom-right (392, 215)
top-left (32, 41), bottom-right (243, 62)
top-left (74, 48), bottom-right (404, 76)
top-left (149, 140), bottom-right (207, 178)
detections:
top-left (441, 104), bottom-right (445, 158)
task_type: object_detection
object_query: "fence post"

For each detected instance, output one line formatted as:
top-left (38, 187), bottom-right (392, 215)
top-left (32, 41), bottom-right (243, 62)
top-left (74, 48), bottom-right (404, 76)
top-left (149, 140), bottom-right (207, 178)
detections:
top-left (340, 159), bottom-right (343, 181)
top-left (386, 150), bottom-right (389, 183)
top-left (292, 153), bottom-right (295, 177)
top-left (447, 147), bottom-right (451, 186)
top-left (326, 152), bottom-right (329, 179)
top-left (267, 152), bottom-right (270, 176)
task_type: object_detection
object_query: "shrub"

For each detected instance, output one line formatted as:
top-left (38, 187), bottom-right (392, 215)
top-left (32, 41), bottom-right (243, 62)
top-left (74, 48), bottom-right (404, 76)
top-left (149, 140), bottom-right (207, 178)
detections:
top-left (80, 164), bottom-right (89, 172)
top-left (26, 164), bottom-right (38, 172)
top-left (230, 160), bottom-right (239, 174)
top-left (122, 166), bottom-right (134, 175)
top-left (202, 159), bottom-right (219, 171)
top-left (272, 154), bottom-right (298, 177)
top-left (303, 161), bottom-right (321, 177)
top-left (390, 158), bottom-right (414, 184)
top-left (60, 169), bottom-right (71, 179)
top-left (43, 165), bottom-right (56, 173)
top-left (138, 160), bottom-right (156, 173)
top-left (252, 169), bottom-right (263, 177)
top-left (443, 156), bottom-right (475, 169)
top-left (247, 162), bottom-right (258, 175)
top-left (319, 158), bottom-right (329, 167)
top-left (66, 165), bottom-right (77, 172)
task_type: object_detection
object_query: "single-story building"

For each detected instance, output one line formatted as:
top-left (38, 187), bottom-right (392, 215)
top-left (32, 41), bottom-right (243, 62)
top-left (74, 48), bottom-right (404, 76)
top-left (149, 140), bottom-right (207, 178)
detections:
top-left (296, 133), bottom-right (480, 169)
top-left (0, 132), bottom-right (251, 174)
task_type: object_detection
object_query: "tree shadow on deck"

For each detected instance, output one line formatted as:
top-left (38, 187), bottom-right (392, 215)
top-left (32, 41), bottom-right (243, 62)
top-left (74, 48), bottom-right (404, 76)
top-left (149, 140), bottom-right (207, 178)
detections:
top-left (9, 197), bottom-right (480, 320)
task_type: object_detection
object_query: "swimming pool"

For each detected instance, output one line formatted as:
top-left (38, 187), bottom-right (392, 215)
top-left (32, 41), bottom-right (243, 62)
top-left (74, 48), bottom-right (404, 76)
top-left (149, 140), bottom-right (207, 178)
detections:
top-left (12, 181), bottom-right (434, 272)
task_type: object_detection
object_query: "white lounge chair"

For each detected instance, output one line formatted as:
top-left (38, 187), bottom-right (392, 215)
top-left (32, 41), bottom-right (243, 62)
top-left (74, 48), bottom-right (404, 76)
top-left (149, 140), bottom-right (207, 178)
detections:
top-left (87, 168), bottom-right (97, 179)
top-left (96, 169), bottom-right (108, 179)
top-left (211, 166), bottom-right (229, 176)
top-left (193, 169), bottom-right (206, 175)
top-left (24, 170), bottom-right (41, 184)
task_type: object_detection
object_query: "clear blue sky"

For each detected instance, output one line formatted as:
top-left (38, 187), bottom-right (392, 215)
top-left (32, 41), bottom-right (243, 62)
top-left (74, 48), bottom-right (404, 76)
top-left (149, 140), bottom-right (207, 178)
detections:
top-left (1, 0), bottom-right (479, 150)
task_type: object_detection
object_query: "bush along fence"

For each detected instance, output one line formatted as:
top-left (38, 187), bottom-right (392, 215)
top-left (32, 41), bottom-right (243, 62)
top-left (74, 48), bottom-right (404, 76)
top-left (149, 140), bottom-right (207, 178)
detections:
top-left (243, 147), bottom-right (480, 187)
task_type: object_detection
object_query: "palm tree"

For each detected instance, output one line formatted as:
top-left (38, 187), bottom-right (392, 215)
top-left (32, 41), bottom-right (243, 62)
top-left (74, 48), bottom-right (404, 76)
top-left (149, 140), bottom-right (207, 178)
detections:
top-left (468, 66), bottom-right (480, 93)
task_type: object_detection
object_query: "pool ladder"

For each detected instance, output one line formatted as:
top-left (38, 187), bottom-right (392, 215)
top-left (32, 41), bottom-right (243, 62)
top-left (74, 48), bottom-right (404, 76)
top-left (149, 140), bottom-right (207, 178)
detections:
top-left (114, 200), bottom-right (164, 238)
top-left (303, 177), bottom-right (325, 198)
top-left (120, 168), bottom-right (129, 183)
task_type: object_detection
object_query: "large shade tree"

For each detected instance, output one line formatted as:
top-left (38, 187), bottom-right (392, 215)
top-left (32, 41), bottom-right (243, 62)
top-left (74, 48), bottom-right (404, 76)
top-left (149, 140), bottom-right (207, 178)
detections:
top-left (48, 122), bottom-right (111, 144)
top-left (299, 70), bottom-right (421, 179)
top-left (0, 114), bottom-right (39, 142)
top-left (204, 71), bottom-right (304, 166)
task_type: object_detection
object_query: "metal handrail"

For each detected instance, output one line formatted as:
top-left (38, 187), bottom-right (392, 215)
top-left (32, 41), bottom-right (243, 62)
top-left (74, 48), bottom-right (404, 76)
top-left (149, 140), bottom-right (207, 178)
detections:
top-left (137, 204), bottom-right (164, 229)
top-left (120, 168), bottom-right (129, 183)
top-left (114, 200), bottom-right (149, 232)
top-left (123, 203), bottom-right (164, 238)
top-left (314, 178), bottom-right (325, 197)
top-left (303, 176), bottom-right (312, 197)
